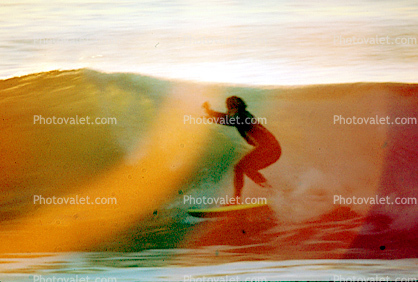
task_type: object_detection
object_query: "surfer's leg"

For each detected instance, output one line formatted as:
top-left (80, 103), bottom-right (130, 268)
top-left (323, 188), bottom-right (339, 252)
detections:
top-left (237, 144), bottom-right (281, 187)
top-left (233, 165), bottom-right (244, 200)
top-left (233, 142), bottom-right (280, 200)
top-left (234, 149), bottom-right (264, 199)
top-left (238, 149), bottom-right (268, 185)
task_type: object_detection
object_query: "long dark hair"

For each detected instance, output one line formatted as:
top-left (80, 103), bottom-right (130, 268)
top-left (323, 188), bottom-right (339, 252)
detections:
top-left (226, 96), bottom-right (247, 112)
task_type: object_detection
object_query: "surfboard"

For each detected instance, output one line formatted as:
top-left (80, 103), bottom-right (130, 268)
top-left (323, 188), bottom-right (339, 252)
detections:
top-left (187, 203), bottom-right (268, 218)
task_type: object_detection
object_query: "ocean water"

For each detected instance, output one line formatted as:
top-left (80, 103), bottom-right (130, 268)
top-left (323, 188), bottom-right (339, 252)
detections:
top-left (1, 1), bottom-right (418, 281)
top-left (1, 252), bottom-right (417, 281)
top-left (1, 70), bottom-right (417, 280)
top-left (0, 0), bottom-right (417, 85)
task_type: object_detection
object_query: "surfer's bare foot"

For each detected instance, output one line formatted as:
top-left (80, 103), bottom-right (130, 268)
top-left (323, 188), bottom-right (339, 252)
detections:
top-left (259, 181), bottom-right (272, 189)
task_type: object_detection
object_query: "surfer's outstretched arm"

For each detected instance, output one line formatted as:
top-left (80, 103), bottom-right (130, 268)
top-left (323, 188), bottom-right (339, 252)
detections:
top-left (202, 102), bottom-right (234, 126)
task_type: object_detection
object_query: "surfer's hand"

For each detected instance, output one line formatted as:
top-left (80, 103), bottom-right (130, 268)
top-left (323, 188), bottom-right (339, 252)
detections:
top-left (202, 102), bottom-right (211, 113)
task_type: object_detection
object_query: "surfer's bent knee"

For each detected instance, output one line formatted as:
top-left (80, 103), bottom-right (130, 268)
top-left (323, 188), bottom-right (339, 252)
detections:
top-left (234, 163), bottom-right (244, 172)
top-left (260, 140), bottom-right (281, 161)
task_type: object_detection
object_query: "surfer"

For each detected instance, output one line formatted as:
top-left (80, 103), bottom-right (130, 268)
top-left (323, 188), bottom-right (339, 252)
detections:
top-left (202, 96), bottom-right (281, 203)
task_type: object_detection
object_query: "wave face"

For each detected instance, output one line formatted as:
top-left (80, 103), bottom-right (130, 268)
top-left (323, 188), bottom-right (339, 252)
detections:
top-left (0, 69), bottom-right (417, 260)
